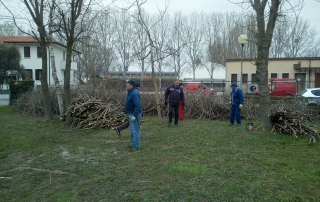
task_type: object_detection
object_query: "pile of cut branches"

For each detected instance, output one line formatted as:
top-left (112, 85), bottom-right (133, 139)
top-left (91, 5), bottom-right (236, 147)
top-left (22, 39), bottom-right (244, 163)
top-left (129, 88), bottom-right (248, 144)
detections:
top-left (65, 94), bottom-right (127, 129)
top-left (270, 110), bottom-right (320, 143)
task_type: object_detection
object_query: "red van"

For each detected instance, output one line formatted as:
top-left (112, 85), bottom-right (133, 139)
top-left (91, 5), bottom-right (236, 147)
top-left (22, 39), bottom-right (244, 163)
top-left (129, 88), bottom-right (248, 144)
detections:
top-left (185, 83), bottom-right (213, 93)
top-left (269, 78), bottom-right (296, 96)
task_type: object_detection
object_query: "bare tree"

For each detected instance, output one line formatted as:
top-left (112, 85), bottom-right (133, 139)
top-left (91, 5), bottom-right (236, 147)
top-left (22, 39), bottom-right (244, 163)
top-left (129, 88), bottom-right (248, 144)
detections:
top-left (72, 8), bottom-right (117, 82)
top-left (0, 23), bottom-right (24, 36)
top-left (134, 0), bottom-right (170, 120)
top-left (185, 12), bottom-right (205, 80)
top-left (48, 0), bottom-right (65, 118)
top-left (249, 0), bottom-right (304, 129)
top-left (113, 10), bottom-right (135, 78)
top-left (282, 18), bottom-right (319, 57)
top-left (152, 13), bottom-right (170, 81)
top-left (203, 12), bottom-right (227, 82)
top-left (54, 0), bottom-right (96, 108)
top-left (132, 8), bottom-right (151, 81)
top-left (167, 11), bottom-right (188, 79)
top-left (21, 0), bottom-right (53, 121)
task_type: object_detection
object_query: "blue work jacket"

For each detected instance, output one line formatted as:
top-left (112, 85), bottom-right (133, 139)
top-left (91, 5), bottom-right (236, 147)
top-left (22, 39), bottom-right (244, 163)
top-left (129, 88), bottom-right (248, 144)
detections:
top-left (230, 87), bottom-right (244, 105)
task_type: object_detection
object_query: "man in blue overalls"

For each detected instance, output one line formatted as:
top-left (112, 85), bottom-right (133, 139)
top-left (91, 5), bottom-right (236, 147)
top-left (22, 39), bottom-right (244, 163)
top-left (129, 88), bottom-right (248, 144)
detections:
top-left (229, 82), bottom-right (244, 126)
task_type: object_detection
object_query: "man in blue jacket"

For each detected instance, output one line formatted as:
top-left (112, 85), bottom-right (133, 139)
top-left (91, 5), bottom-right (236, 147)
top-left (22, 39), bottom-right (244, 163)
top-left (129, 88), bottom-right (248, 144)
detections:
top-left (125, 80), bottom-right (142, 150)
top-left (164, 79), bottom-right (185, 126)
top-left (229, 82), bottom-right (244, 126)
top-left (115, 82), bottom-right (141, 136)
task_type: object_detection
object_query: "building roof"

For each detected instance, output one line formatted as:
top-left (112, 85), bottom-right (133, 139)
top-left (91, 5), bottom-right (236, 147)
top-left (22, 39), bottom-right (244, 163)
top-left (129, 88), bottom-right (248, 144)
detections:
top-left (226, 57), bottom-right (320, 62)
top-left (0, 36), bottom-right (81, 54)
top-left (0, 36), bottom-right (42, 43)
top-left (108, 71), bottom-right (178, 74)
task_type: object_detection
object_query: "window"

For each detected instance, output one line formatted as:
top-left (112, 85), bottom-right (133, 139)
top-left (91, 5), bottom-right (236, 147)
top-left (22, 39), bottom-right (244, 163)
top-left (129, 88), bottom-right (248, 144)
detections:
top-left (73, 70), bottom-right (77, 82)
top-left (251, 74), bottom-right (257, 83)
top-left (311, 90), bottom-right (320, 96)
top-left (298, 89), bottom-right (307, 96)
top-left (35, 69), bottom-right (42, 80)
top-left (242, 74), bottom-right (248, 84)
top-left (269, 85), bottom-right (276, 90)
top-left (37, 47), bottom-right (42, 58)
top-left (63, 51), bottom-right (66, 60)
top-left (24, 47), bottom-right (30, 58)
top-left (231, 74), bottom-right (237, 83)
top-left (271, 73), bottom-right (277, 78)
top-left (24, 69), bottom-right (33, 80)
top-left (282, 73), bottom-right (289, 78)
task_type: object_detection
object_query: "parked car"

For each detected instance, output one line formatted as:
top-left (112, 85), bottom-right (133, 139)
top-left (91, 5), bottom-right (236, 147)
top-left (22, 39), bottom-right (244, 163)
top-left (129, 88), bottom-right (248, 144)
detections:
top-left (298, 88), bottom-right (320, 107)
top-left (185, 83), bottom-right (214, 93)
top-left (269, 78), bottom-right (296, 96)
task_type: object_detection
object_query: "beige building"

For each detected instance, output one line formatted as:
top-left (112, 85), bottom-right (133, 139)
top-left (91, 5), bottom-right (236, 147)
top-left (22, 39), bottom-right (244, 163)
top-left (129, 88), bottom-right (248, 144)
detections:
top-left (226, 57), bottom-right (320, 93)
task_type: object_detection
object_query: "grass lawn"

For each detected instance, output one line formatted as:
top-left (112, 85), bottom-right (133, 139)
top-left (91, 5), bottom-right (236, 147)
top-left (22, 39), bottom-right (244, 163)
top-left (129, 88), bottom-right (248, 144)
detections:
top-left (1, 105), bottom-right (320, 201)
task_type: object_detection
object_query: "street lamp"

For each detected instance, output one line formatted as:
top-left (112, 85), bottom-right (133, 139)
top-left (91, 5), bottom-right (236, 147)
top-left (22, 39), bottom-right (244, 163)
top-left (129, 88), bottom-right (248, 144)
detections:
top-left (238, 34), bottom-right (248, 89)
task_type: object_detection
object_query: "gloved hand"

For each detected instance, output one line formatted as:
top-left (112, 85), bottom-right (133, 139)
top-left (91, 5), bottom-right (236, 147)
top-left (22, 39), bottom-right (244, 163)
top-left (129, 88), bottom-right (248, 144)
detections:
top-left (131, 116), bottom-right (136, 121)
top-left (239, 104), bottom-right (243, 109)
top-left (229, 101), bottom-right (232, 105)
top-left (164, 102), bottom-right (168, 106)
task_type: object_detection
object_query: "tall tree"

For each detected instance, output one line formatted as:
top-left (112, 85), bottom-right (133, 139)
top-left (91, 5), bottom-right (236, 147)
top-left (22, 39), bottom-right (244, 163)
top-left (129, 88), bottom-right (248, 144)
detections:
top-left (22, 0), bottom-right (53, 121)
top-left (48, 0), bottom-right (65, 118)
top-left (270, 17), bottom-right (320, 57)
top-left (152, 12), bottom-right (170, 82)
top-left (167, 11), bottom-right (188, 79)
top-left (204, 12), bottom-right (226, 82)
top-left (55, 0), bottom-right (94, 108)
top-left (113, 10), bottom-right (135, 78)
top-left (134, 0), bottom-right (169, 120)
top-left (185, 12), bottom-right (205, 80)
top-left (0, 43), bottom-right (21, 87)
top-left (132, 9), bottom-right (151, 82)
top-left (249, 0), bottom-right (304, 129)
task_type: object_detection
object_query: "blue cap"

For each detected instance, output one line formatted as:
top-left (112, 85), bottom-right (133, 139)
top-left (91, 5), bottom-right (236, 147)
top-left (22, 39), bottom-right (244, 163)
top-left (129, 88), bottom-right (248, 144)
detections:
top-left (230, 82), bottom-right (238, 87)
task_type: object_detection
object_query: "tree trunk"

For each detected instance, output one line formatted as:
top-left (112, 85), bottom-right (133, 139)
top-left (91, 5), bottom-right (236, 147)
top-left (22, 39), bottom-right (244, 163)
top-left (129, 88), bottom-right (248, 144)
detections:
top-left (39, 39), bottom-right (53, 121)
top-left (253, 0), bottom-right (280, 130)
top-left (256, 57), bottom-right (272, 129)
top-left (22, 0), bottom-right (52, 121)
top-left (149, 39), bottom-right (162, 121)
top-left (49, 45), bottom-right (64, 118)
top-left (64, 43), bottom-right (73, 108)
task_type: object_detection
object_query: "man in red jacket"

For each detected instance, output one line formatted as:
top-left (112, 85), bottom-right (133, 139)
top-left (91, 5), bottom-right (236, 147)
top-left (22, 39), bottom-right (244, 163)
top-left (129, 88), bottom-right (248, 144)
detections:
top-left (164, 79), bottom-right (185, 127)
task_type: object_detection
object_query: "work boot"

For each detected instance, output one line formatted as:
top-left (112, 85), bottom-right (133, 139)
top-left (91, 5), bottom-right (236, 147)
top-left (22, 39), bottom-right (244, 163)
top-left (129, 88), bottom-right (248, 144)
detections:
top-left (115, 127), bottom-right (121, 136)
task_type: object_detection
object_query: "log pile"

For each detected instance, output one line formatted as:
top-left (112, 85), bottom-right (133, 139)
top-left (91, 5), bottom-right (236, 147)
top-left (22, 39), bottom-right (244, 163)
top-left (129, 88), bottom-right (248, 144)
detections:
top-left (270, 110), bottom-right (320, 143)
top-left (65, 94), bottom-right (127, 129)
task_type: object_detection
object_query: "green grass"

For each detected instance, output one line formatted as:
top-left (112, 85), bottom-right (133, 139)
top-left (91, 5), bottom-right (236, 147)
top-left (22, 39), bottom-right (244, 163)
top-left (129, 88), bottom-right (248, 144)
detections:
top-left (1, 105), bottom-right (320, 201)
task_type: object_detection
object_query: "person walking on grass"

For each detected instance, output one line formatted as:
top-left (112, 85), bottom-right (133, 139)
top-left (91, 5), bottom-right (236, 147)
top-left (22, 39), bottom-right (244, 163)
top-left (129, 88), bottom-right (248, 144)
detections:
top-left (164, 79), bottom-right (185, 127)
top-left (115, 82), bottom-right (141, 136)
top-left (229, 82), bottom-right (244, 126)
top-left (124, 80), bottom-right (142, 150)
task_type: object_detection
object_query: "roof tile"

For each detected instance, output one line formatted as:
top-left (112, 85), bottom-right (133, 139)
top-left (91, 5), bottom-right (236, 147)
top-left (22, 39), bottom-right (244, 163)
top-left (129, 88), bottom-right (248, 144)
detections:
top-left (0, 36), bottom-right (41, 43)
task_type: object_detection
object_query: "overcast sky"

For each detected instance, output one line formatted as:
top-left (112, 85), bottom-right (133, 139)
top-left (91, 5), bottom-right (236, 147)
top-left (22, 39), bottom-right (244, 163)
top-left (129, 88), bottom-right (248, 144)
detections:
top-left (116, 0), bottom-right (320, 38)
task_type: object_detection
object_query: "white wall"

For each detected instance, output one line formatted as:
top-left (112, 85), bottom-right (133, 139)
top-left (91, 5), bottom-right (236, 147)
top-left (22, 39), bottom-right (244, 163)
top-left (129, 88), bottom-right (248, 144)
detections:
top-left (18, 43), bottom-right (78, 86)
top-left (182, 62), bottom-right (226, 80)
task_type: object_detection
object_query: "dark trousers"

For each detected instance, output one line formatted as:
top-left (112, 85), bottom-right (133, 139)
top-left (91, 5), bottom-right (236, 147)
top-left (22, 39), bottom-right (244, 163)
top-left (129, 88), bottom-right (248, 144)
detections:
top-left (118, 121), bottom-right (129, 131)
top-left (230, 105), bottom-right (241, 125)
top-left (169, 104), bottom-right (179, 125)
